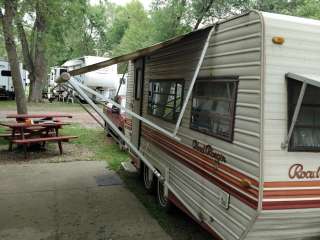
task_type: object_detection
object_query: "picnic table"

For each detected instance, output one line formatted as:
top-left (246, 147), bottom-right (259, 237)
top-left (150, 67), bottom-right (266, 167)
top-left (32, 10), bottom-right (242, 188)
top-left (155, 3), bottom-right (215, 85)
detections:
top-left (0, 114), bottom-right (77, 158)
top-left (6, 113), bottom-right (73, 122)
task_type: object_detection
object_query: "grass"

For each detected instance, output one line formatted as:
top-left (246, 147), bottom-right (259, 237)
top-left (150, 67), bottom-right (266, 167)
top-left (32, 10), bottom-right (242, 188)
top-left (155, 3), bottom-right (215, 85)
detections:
top-left (61, 124), bottom-right (129, 170)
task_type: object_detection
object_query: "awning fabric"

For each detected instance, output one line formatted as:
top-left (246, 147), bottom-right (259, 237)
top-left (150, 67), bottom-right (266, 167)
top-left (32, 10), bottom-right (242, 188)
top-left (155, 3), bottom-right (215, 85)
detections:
top-left (286, 72), bottom-right (320, 88)
top-left (68, 26), bottom-right (212, 77)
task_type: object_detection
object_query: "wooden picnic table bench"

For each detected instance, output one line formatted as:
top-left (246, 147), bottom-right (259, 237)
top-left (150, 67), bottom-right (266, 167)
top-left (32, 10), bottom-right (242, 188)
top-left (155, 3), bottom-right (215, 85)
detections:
top-left (0, 115), bottom-right (77, 159)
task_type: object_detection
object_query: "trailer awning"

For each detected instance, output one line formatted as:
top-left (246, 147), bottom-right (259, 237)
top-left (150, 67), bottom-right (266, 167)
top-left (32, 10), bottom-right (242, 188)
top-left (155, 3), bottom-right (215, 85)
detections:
top-left (286, 72), bottom-right (320, 88)
top-left (68, 26), bottom-right (213, 77)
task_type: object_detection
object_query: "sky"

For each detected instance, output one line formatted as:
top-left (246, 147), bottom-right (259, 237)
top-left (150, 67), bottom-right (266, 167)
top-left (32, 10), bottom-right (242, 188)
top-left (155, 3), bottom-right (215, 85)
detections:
top-left (90, 0), bottom-right (151, 9)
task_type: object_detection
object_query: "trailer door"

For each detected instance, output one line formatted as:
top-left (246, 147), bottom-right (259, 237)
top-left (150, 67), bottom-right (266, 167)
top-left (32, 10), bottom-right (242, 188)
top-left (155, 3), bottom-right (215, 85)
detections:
top-left (132, 58), bottom-right (144, 149)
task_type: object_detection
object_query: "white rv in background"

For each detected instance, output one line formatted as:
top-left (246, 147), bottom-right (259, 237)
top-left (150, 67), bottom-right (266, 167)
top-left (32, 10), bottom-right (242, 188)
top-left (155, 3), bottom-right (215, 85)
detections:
top-left (0, 58), bottom-right (28, 100)
top-left (62, 56), bottom-right (120, 100)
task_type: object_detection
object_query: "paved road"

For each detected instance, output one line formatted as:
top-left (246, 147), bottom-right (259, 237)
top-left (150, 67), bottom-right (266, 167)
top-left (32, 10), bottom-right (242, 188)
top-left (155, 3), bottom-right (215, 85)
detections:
top-left (0, 161), bottom-right (171, 240)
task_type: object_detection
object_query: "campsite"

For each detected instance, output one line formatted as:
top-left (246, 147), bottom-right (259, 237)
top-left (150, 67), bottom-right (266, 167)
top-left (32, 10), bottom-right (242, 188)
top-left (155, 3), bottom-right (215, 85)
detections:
top-left (1, 1), bottom-right (320, 240)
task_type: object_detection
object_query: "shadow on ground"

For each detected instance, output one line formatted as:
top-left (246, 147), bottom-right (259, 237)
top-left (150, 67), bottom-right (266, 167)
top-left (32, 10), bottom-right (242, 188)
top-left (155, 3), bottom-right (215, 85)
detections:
top-left (118, 170), bottom-right (213, 240)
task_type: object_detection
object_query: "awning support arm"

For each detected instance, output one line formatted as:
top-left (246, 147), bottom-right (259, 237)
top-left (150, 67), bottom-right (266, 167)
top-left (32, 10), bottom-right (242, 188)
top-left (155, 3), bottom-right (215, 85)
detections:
top-left (173, 25), bottom-right (216, 136)
top-left (74, 79), bottom-right (180, 141)
top-left (281, 81), bottom-right (307, 149)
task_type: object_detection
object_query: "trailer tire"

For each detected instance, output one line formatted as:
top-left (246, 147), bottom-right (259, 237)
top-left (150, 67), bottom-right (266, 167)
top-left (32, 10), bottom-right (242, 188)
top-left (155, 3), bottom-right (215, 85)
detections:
top-left (157, 177), bottom-right (172, 211)
top-left (143, 165), bottom-right (156, 194)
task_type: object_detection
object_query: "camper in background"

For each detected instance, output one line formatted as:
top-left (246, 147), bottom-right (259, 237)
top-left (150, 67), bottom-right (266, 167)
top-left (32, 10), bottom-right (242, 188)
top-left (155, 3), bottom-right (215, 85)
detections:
top-left (0, 58), bottom-right (28, 100)
top-left (48, 56), bottom-right (120, 103)
top-left (62, 56), bottom-right (119, 101)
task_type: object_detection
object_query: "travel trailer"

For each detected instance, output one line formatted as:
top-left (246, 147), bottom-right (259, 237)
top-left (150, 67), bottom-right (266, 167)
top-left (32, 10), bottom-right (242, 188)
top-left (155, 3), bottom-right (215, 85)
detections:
top-left (48, 56), bottom-right (123, 102)
top-left (56, 11), bottom-right (320, 240)
top-left (62, 56), bottom-right (119, 100)
top-left (0, 59), bottom-right (28, 99)
top-left (123, 11), bottom-right (320, 240)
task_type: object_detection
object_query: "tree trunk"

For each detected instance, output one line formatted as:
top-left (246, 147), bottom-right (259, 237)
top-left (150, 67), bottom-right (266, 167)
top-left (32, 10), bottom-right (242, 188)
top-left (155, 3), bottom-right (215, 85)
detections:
top-left (27, 1), bottom-right (48, 103)
top-left (0, 0), bottom-right (28, 114)
top-left (16, 19), bottom-right (36, 82)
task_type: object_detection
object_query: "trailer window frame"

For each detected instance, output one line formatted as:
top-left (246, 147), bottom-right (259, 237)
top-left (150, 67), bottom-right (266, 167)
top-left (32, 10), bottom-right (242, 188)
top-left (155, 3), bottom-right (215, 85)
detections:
top-left (288, 80), bottom-right (320, 152)
top-left (190, 76), bottom-right (239, 142)
top-left (148, 79), bottom-right (184, 123)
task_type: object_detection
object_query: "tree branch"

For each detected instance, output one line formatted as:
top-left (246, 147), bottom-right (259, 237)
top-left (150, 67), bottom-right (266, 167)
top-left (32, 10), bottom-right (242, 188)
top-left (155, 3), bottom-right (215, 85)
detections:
top-left (16, 16), bottom-right (34, 75)
top-left (193, 0), bottom-right (214, 30)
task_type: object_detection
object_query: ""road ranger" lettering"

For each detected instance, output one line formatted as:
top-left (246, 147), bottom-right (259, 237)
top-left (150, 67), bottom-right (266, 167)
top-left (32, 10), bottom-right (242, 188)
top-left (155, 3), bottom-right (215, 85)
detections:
top-left (288, 164), bottom-right (320, 179)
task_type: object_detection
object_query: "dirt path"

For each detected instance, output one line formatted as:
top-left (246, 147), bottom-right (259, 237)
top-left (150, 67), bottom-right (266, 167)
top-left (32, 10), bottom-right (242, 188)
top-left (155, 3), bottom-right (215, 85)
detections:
top-left (0, 161), bottom-right (172, 240)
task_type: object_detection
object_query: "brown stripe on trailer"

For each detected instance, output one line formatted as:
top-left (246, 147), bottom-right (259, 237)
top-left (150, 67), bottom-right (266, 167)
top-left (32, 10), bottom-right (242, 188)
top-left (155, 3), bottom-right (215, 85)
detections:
top-left (142, 126), bottom-right (259, 209)
top-left (263, 200), bottom-right (320, 210)
top-left (264, 181), bottom-right (320, 188)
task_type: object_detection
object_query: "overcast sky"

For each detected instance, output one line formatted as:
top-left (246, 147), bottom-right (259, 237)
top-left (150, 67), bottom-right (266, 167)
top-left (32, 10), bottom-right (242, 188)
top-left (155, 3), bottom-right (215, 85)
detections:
top-left (90, 0), bottom-right (151, 9)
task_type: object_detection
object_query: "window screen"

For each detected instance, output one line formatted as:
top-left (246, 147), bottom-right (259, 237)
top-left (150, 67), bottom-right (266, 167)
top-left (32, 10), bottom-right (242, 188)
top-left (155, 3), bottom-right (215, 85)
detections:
top-left (148, 80), bottom-right (184, 122)
top-left (288, 80), bottom-right (320, 151)
top-left (191, 77), bottom-right (238, 142)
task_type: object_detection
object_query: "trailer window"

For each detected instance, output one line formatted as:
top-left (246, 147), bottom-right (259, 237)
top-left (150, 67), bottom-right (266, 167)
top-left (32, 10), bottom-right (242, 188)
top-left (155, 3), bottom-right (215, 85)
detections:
top-left (288, 80), bottom-right (320, 151)
top-left (148, 80), bottom-right (184, 122)
top-left (1, 70), bottom-right (11, 77)
top-left (191, 77), bottom-right (238, 142)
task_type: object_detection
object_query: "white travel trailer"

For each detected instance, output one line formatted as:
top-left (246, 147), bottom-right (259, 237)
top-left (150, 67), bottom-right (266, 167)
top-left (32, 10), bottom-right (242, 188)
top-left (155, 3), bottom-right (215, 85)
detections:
top-left (0, 59), bottom-right (28, 99)
top-left (123, 11), bottom-right (320, 240)
top-left (62, 56), bottom-right (119, 99)
top-left (56, 11), bottom-right (320, 240)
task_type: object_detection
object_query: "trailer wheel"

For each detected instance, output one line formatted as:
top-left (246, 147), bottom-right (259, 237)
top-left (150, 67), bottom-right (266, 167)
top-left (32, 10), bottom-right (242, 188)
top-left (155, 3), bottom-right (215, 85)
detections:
top-left (143, 165), bottom-right (155, 194)
top-left (157, 177), bottom-right (172, 211)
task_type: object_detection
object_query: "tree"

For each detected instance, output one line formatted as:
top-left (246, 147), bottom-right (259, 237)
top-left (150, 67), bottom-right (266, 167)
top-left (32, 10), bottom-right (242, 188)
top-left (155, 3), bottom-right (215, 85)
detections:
top-left (294, 0), bottom-right (320, 19)
top-left (0, 0), bottom-right (28, 114)
top-left (0, 28), bottom-right (6, 57)
top-left (114, 0), bottom-right (154, 55)
top-left (150, 0), bottom-right (191, 42)
top-left (16, 0), bottom-right (48, 102)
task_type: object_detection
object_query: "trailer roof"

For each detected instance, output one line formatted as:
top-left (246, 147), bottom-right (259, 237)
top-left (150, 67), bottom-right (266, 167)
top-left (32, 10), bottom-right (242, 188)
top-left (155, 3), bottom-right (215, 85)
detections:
top-left (286, 73), bottom-right (320, 88)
